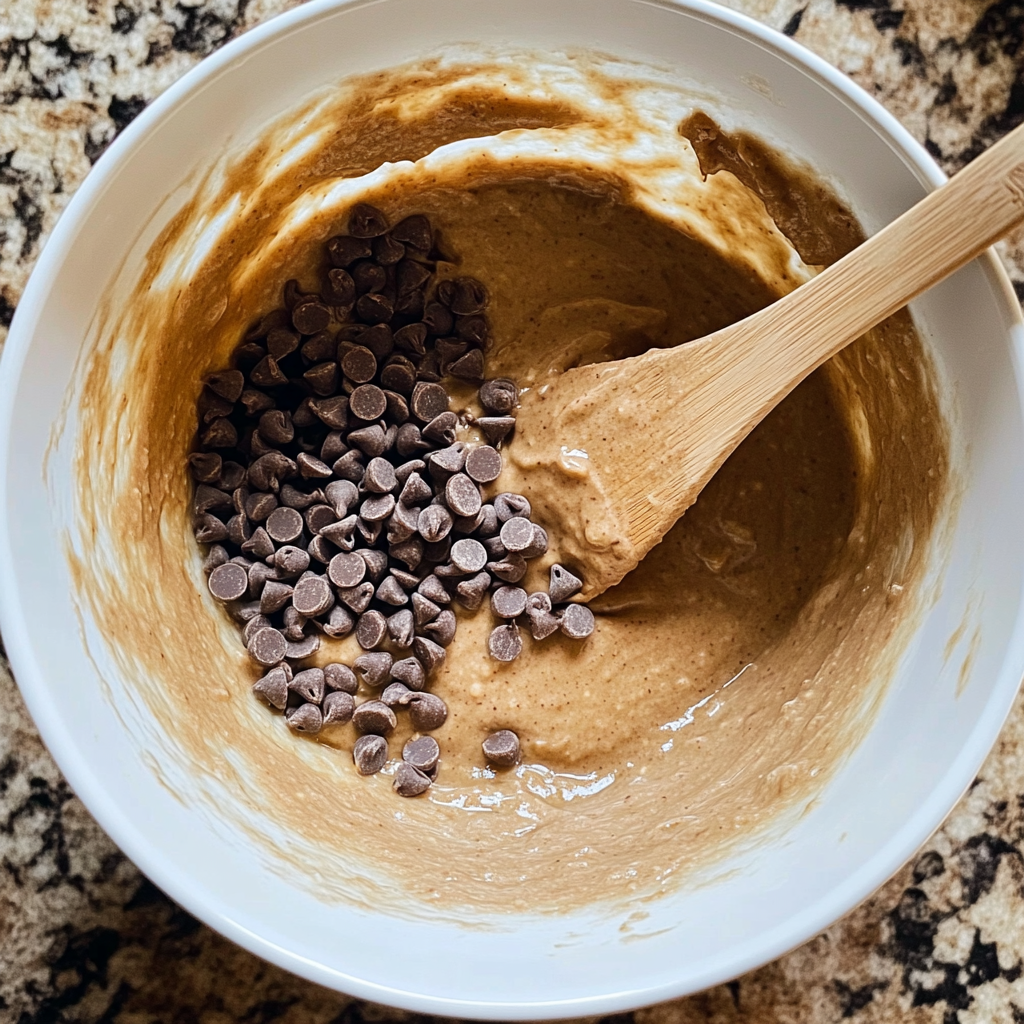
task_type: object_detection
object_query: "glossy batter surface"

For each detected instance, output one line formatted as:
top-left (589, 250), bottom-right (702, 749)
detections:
top-left (67, 51), bottom-right (948, 915)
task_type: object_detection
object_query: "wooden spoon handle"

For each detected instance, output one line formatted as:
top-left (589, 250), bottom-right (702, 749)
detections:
top-left (719, 119), bottom-right (1024, 406)
top-left (619, 121), bottom-right (1024, 567)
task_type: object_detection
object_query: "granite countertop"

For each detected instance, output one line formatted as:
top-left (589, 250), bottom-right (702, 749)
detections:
top-left (3, 1), bottom-right (1024, 1021)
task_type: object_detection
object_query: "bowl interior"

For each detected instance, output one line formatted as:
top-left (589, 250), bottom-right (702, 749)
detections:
top-left (3, 0), bottom-right (1024, 1016)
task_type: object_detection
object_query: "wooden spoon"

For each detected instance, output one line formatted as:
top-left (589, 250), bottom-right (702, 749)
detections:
top-left (509, 121), bottom-right (1024, 599)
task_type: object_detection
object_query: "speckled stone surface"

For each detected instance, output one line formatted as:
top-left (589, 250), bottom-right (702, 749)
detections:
top-left (3, 1), bottom-right (1024, 1021)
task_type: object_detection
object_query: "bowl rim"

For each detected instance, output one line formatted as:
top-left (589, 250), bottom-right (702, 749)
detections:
top-left (2, 0), bottom-right (1023, 1016)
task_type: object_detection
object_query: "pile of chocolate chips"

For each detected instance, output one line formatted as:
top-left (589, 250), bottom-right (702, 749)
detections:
top-left (189, 204), bottom-right (594, 796)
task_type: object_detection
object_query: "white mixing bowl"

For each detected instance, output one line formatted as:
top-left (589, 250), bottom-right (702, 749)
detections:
top-left (2, 0), bottom-right (1023, 1016)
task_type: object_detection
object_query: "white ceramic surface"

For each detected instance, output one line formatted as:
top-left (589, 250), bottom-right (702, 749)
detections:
top-left (2, 0), bottom-right (1024, 1017)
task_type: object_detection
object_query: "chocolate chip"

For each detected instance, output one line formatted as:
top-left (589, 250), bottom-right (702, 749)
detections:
top-left (406, 692), bottom-right (448, 731)
top-left (418, 504), bottom-right (453, 543)
top-left (351, 260), bottom-right (386, 294)
top-left (241, 525), bottom-right (273, 560)
top-left (417, 574), bottom-right (452, 605)
top-left (324, 662), bottom-right (358, 694)
top-left (464, 445), bottom-right (502, 484)
top-left (361, 493), bottom-right (396, 522)
top-left (373, 233), bottom-right (405, 265)
top-left (521, 524), bottom-right (549, 559)
top-left (309, 395), bottom-right (349, 429)
top-left (422, 608), bottom-right (456, 647)
top-left (447, 277), bottom-right (486, 316)
top-left (488, 624), bottom-right (522, 662)
top-left (273, 544), bottom-right (310, 577)
top-left (549, 563), bottom-right (583, 603)
top-left (479, 378), bottom-right (518, 414)
top-left (410, 593), bottom-right (440, 629)
top-left (323, 604), bottom-right (356, 637)
top-left (382, 682), bottom-right (411, 707)
top-left (250, 355), bottom-right (288, 388)
top-left (527, 592), bottom-right (561, 640)
top-left (395, 423), bottom-right (429, 457)
top-left (292, 575), bottom-right (334, 616)
top-left (560, 603), bottom-right (595, 639)
top-left (220, 462), bottom-right (247, 491)
top-left (328, 234), bottom-right (372, 267)
top-left (428, 444), bottom-right (468, 475)
top-left (286, 703), bottom-right (323, 734)
top-left (349, 384), bottom-right (387, 421)
top-left (394, 322), bottom-right (428, 357)
top-left (208, 562), bottom-right (248, 602)
top-left (323, 479), bottom-right (358, 517)
top-left (494, 492), bottom-right (531, 522)
top-left (342, 345), bottom-right (377, 384)
top-left (488, 554), bottom-right (527, 584)
top-left (189, 452), bottom-right (223, 484)
top-left (358, 547), bottom-right (389, 583)
top-left (352, 651), bottom-right (391, 692)
top-left (260, 580), bottom-right (294, 614)
top-left (381, 360), bottom-right (417, 396)
top-left (476, 416), bottom-right (516, 446)
top-left (387, 608), bottom-right (415, 647)
top-left (450, 348), bottom-right (485, 381)
top-left (265, 506), bottom-right (304, 543)
top-left (445, 475), bottom-right (482, 518)
top-left (390, 538), bottom-right (423, 571)
top-left (240, 389), bottom-right (275, 417)
top-left (499, 516), bottom-right (534, 553)
top-left (339, 581), bottom-right (375, 613)
top-left (322, 691), bottom-right (355, 726)
top-left (399, 471), bottom-right (432, 508)
top-left (376, 575), bottom-right (409, 607)
top-left (289, 667), bottom-right (325, 704)
top-left (356, 292), bottom-right (394, 323)
top-left (391, 214), bottom-right (432, 251)
top-left (201, 418), bottom-right (237, 448)
top-left (422, 411), bottom-right (458, 445)
top-left (323, 267), bottom-right (356, 305)
top-left (243, 491), bottom-right (277, 522)
top-left (353, 734), bottom-right (388, 775)
top-left (364, 457), bottom-right (397, 494)
top-left (203, 544), bottom-right (229, 574)
top-left (391, 656), bottom-right (426, 691)
top-left (410, 381), bottom-right (449, 423)
top-left (320, 515), bottom-right (358, 551)
top-left (267, 328), bottom-right (300, 361)
top-left (205, 369), bottom-right (245, 402)
top-left (249, 626), bottom-right (288, 666)
top-left (393, 762), bottom-right (431, 797)
top-left (281, 605), bottom-right (307, 641)
top-left (356, 609), bottom-right (387, 649)
top-left (412, 635), bottom-right (446, 674)
top-left (450, 537), bottom-right (487, 573)
top-left (333, 450), bottom-right (367, 481)
top-left (304, 361), bottom-right (339, 396)
top-left (285, 634), bottom-right (320, 660)
top-left (305, 504), bottom-right (337, 536)
top-left (349, 203), bottom-right (389, 237)
top-left (482, 729), bottom-right (520, 767)
top-left (388, 502), bottom-right (420, 542)
top-left (252, 665), bottom-right (290, 709)
top-left (353, 699), bottom-right (397, 735)
top-left (327, 551), bottom-right (365, 589)
top-left (491, 586), bottom-right (527, 619)
top-left (482, 536), bottom-right (506, 560)
top-left (455, 571), bottom-right (491, 610)
top-left (403, 735), bottom-right (440, 772)
top-left (297, 452), bottom-right (333, 479)
top-left (258, 409), bottom-right (294, 446)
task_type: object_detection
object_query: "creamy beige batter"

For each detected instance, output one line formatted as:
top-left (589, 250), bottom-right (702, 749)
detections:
top-left (66, 51), bottom-right (949, 915)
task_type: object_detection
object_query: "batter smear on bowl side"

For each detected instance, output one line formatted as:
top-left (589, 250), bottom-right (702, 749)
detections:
top-left (71, 52), bottom-right (949, 912)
